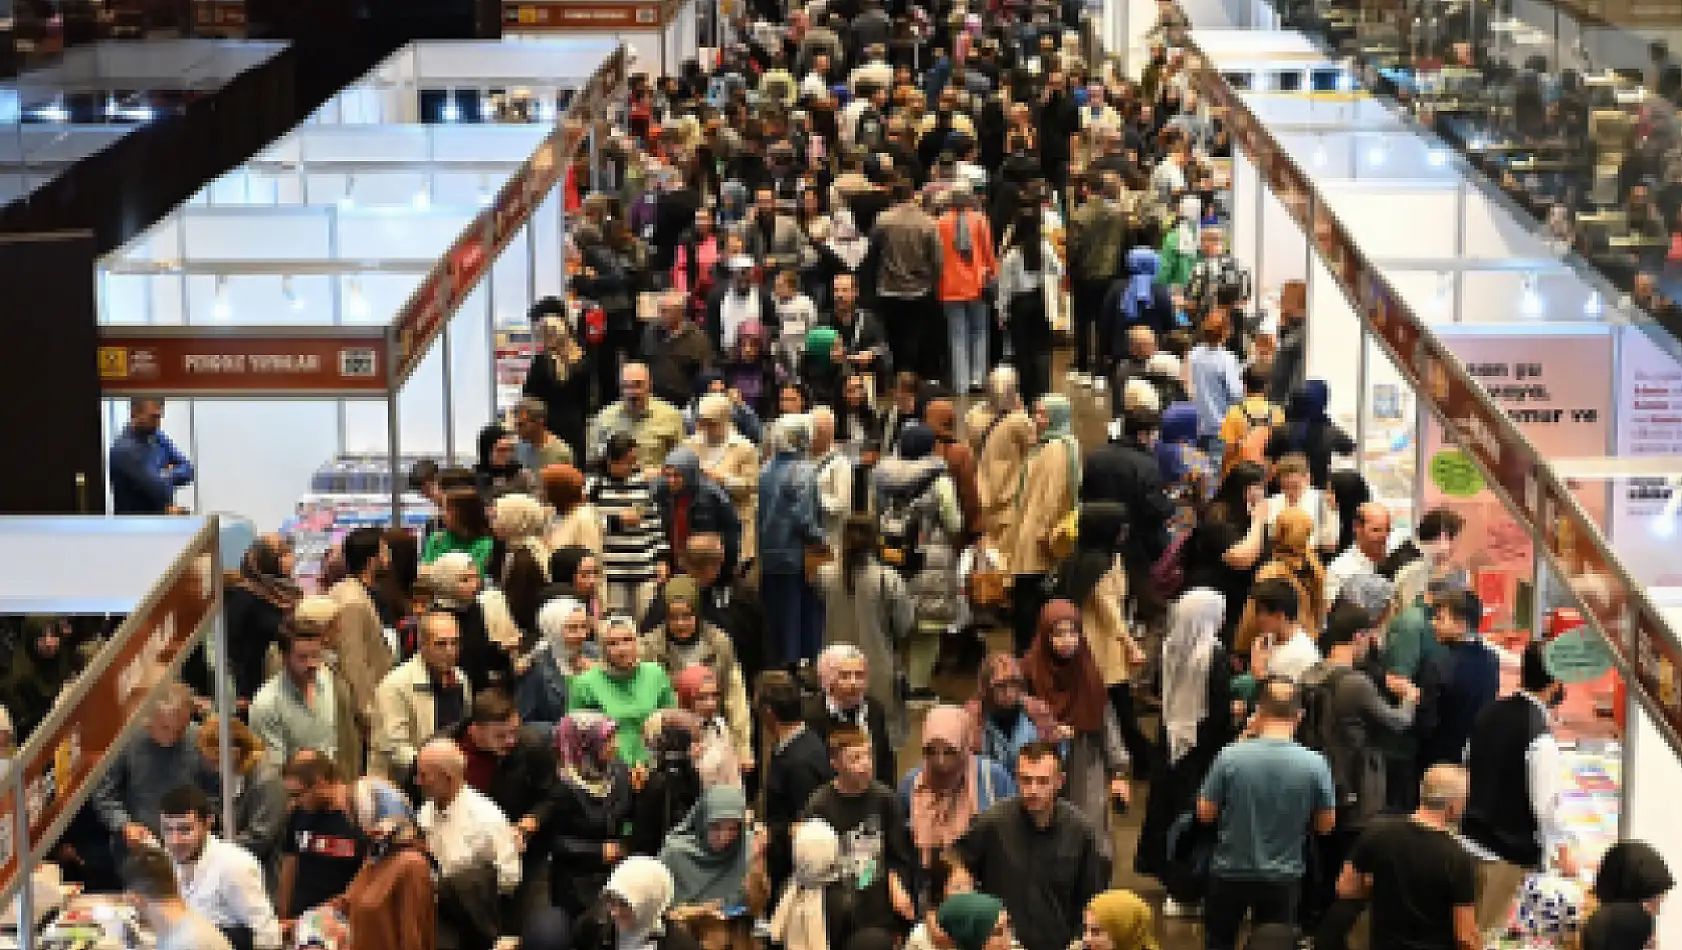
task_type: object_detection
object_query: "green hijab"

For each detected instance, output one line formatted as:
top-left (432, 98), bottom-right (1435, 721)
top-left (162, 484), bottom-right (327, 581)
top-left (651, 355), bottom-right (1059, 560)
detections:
top-left (938, 893), bottom-right (1006, 950)
top-left (658, 783), bottom-right (750, 906)
top-left (805, 326), bottom-right (839, 365)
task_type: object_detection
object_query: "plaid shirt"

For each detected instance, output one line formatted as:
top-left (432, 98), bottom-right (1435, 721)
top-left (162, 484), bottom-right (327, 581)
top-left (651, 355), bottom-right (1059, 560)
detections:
top-left (1185, 252), bottom-right (1253, 309)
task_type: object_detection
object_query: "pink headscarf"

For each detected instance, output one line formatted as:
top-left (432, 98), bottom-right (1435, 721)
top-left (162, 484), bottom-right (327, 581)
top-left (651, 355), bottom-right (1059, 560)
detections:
top-left (673, 664), bottom-right (717, 710)
top-left (909, 705), bottom-right (980, 862)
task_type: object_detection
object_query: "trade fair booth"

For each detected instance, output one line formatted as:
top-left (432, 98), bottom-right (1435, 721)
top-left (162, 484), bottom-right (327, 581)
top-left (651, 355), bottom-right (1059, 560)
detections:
top-left (94, 39), bottom-right (628, 579)
top-left (500, 0), bottom-right (700, 77)
top-left (0, 516), bottom-right (226, 949)
top-left (1192, 30), bottom-right (1682, 941)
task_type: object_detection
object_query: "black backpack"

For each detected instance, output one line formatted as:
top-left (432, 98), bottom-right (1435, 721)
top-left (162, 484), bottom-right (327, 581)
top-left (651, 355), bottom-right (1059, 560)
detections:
top-left (1295, 664), bottom-right (1348, 754)
top-left (877, 488), bottom-right (928, 579)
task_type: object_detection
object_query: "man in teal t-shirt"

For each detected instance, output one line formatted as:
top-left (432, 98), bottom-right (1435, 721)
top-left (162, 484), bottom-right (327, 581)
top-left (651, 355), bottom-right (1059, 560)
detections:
top-left (1197, 677), bottom-right (1336, 950)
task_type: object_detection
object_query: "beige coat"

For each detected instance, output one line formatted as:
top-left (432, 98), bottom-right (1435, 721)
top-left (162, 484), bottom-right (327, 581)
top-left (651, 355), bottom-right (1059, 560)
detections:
top-left (328, 578), bottom-right (395, 729)
top-left (1081, 563), bottom-right (1140, 686)
top-left (370, 656), bottom-right (472, 781)
top-left (975, 410), bottom-right (1038, 542)
top-left (640, 624), bottom-right (754, 763)
top-left (688, 433), bottom-right (760, 559)
top-left (547, 504), bottom-right (605, 557)
top-left (1003, 437), bottom-right (1077, 577)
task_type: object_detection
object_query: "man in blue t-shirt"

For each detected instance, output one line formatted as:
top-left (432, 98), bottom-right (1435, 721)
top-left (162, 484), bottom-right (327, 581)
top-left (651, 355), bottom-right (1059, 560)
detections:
top-left (1197, 676), bottom-right (1337, 950)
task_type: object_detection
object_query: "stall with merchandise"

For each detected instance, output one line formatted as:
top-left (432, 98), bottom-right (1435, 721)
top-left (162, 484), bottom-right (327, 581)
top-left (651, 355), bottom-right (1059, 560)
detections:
top-left (0, 516), bottom-right (224, 950)
top-left (1192, 29), bottom-right (1682, 942)
top-left (94, 40), bottom-right (629, 577)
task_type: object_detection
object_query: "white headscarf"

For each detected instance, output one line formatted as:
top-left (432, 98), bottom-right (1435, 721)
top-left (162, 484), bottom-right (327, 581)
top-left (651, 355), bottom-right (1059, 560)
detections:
top-left (1176, 194), bottom-right (1201, 254)
top-left (493, 493), bottom-right (552, 578)
top-left (423, 553), bottom-right (480, 609)
top-left (606, 856), bottom-right (676, 947)
top-left (771, 820), bottom-right (842, 950)
top-left (1162, 588), bottom-right (1224, 764)
top-left (537, 595), bottom-right (589, 657)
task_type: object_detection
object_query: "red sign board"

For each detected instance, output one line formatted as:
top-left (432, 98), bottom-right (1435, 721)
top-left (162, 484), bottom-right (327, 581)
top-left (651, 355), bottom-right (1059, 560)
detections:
top-left (503, 1), bottom-right (663, 29)
top-left (192, 0), bottom-right (246, 28)
top-left (97, 331), bottom-right (390, 396)
top-left (392, 46), bottom-right (626, 385)
top-left (0, 529), bottom-right (218, 898)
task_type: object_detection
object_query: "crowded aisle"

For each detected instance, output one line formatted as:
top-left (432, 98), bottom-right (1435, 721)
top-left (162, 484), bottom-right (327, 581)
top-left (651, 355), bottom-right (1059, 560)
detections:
top-left (0, 1), bottom-right (1669, 949)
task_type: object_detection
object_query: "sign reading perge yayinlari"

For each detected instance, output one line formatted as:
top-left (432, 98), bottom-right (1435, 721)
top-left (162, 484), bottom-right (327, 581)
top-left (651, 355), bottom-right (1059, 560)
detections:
top-left (97, 331), bottom-right (390, 396)
top-left (503, 1), bottom-right (663, 28)
top-left (0, 530), bottom-right (218, 904)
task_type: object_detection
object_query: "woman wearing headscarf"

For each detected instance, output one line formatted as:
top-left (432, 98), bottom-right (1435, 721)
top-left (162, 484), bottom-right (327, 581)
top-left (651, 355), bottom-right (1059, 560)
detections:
top-left (667, 665), bottom-right (748, 772)
top-left (964, 653), bottom-right (1059, 777)
top-left (641, 578), bottom-right (754, 766)
top-left (490, 492), bottom-right (552, 642)
top-left (1155, 402), bottom-right (1215, 498)
top-left (818, 516), bottom-right (914, 720)
top-left (1102, 247), bottom-right (1175, 342)
top-left (657, 446), bottom-right (744, 581)
top-left (801, 326), bottom-right (846, 410)
top-left (516, 595), bottom-right (594, 727)
top-left (1158, 194), bottom-right (1202, 289)
top-left (687, 394), bottom-right (760, 562)
top-left (769, 820), bottom-right (863, 950)
top-left (872, 423), bottom-right (963, 698)
top-left (545, 545), bottom-right (605, 620)
top-left (760, 415), bottom-right (828, 666)
top-left (220, 535), bottom-right (299, 706)
top-left (473, 422), bottom-right (540, 501)
top-left (1135, 588), bottom-right (1236, 890)
top-left (630, 708), bottom-right (722, 858)
top-left (1235, 507), bottom-right (1328, 668)
top-left (1265, 380), bottom-right (1356, 489)
top-left (543, 464), bottom-right (604, 557)
top-left (522, 307), bottom-right (593, 463)
top-left (997, 204), bottom-right (1064, 404)
top-left (1022, 600), bottom-right (1130, 841)
top-left (659, 783), bottom-right (752, 907)
top-left (550, 711), bottom-right (634, 917)
top-left (1076, 890), bottom-right (1160, 950)
top-left (967, 365), bottom-right (1038, 546)
top-left (1061, 502), bottom-right (1152, 768)
top-left (569, 615), bottom-right (676, 766)
top-left (1004, 394), bottom-right (1081, 654)
top-left (323, 776), bottom-right (435, 950)
top-left (898, 705), bottom-right (1016, 874)
top-left (424, 553), bottom-right (517, 695)
top-left (572, 856), bottom-right (701, 950)
top-left (924, 398), bottom-right (981, 539)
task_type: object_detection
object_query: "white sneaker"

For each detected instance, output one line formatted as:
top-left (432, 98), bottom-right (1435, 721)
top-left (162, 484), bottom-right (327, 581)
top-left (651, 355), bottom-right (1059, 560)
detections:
top-left (1160, 897), bottom-right (1200, 918)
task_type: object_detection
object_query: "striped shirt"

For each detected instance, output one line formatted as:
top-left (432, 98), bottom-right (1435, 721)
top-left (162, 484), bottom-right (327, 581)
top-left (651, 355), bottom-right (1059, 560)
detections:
top-left (585, 473), bottom-right (669, 584)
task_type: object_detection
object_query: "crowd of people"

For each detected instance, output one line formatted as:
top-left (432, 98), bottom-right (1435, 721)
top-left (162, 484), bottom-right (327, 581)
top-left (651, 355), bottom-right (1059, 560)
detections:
top-left (37, 0), bottom-right (1673, 949)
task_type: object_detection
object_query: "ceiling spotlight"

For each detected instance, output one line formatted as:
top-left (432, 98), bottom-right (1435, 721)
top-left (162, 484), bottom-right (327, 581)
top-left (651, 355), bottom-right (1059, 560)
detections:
top-left (412, 188), bottom-right (432, 211)
top-left (1520, 273), bottom-right (1542, 317)
top-left (440, 97), bottom-right (461, 123)
top-left (1428, 149), bottom-right (1448, 167)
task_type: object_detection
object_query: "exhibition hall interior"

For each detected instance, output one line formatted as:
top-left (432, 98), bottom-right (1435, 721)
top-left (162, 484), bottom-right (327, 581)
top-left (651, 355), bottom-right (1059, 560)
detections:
top-left (0, 0), bottom-right (1680, 947)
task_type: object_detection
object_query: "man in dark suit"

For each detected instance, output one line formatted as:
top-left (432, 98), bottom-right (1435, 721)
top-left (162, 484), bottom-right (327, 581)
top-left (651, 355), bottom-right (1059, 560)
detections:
top-left (802, 644), bottom-right (895, 787)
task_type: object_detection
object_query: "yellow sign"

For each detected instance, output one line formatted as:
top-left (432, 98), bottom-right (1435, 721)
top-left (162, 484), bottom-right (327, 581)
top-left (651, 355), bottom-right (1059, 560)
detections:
top-left (98, 346), bottom-right (130, 380)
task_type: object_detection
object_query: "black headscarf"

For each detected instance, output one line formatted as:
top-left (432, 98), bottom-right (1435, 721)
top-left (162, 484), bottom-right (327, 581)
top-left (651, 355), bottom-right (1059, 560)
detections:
top-left (1582, 904), bottom-right (1656, 950)
top-left (1594, 841), bottom-right (1674, 903)
top-left (1062, 502), bottom-right (1129, 607)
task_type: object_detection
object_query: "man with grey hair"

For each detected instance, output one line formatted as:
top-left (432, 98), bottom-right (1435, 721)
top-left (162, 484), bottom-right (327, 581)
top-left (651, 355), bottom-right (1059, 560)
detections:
top-left (371, 611), bottom-right (470, 783)
top-left (643, 291), bottom-right (714, 407)
top-left (803, 644), bottom-right (895, 785)
top-left (94, 682), bottom-right (216, 855)
top-left (513, 397), bottom-right (573, 474)
top-left (1336, 764), bottom-right (1476, 950)
top-left (588, 362), bottom-right (685, 477)
top-left (416, 738), bottom-right (522, 896)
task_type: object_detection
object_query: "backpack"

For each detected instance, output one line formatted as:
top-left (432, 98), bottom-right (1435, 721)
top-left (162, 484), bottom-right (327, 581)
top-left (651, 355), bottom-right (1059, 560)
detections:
top-left (1295, 663), bottom-right (1349, 754)
top-left (1222, 401), bottom-right (1274, 478)
top-left (877, 489), bottom-right (929, 578)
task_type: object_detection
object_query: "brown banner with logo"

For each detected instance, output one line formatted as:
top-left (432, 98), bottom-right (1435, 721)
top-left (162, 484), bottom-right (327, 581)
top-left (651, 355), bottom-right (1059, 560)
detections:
top-left (393, 45), bottom-right (626, 385)
top-left (503, 1), bottom-right (664, 29)
top-left (98, 331), bottom-right (391, 396)
top-left (0, 526), bottom-right (218, 898)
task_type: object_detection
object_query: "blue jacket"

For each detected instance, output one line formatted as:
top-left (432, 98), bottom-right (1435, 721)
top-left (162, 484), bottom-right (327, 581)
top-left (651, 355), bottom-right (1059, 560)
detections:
top-left (976, 708), bottom-right (1046, 777)
top-left (757, 451), bottom-right (825, 574)
top-left (108, 426), bottom-right (194, 514)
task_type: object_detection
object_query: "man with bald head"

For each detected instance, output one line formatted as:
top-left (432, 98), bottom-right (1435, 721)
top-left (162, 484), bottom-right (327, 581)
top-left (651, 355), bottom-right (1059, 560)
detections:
top-left (416, 739), bottom-right (522, 897)
top-left (587, 362), bottom-right (685, 476)
top-left (1337, 765), bottom-right (1477, 950)
top-left (1067, 168), bottom-right (1131, 389)
top-left (1326, 502), bottom-right (1393, 606)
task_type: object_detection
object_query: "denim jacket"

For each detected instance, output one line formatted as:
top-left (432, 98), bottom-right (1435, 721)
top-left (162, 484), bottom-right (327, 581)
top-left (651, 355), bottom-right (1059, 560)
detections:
top-left (757, 452), bottom-right (824, 574)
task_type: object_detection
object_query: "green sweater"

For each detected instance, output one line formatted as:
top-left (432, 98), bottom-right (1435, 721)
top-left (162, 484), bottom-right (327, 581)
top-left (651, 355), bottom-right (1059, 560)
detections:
top-left (567, 662), bottom-right (676, 764)
top-left (1384, 595), bottom-right (1444, 681)
top-left (420, 530), bottom-right (495, 577)
top-left (1159, 228), bottom-right (1197, 288)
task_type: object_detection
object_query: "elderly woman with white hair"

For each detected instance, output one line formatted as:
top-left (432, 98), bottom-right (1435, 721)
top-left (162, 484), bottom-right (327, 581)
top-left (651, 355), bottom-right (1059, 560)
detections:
top-left (802, 643), bottom-right (896, 784)
top-left (967, 365), bottom-right (1038, 543)
top-left (686, 392), bottom-right (760, 561)
top-left (758, 414), bottom-right (829, 666)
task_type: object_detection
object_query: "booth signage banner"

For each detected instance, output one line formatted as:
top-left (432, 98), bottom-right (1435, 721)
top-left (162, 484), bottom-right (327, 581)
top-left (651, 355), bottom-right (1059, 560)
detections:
top-left (97, 332), bottom-right (390, 396)
top-left (1546, 628), bottom-right (1616, 684)
top-left (1610, 327), bottom-right (1682, 588)
top-left (503, 1), bottom-right (663, 29)
top-left (1633, 608), bottom-right (1682, 740)
top-left (0, 534), bottom-right (217, 896)
top-left (392, 46), bottom-right (626, 385)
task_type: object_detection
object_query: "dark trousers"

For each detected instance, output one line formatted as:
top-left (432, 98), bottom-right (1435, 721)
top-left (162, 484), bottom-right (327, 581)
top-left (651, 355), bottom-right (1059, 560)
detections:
top-left (1008, 289), bottom-right (1052, 406)
top-left (1106, 682), bottom-right (1154, 770)
top-left (1072, 277), bottom-right (1115, 374)
top-left (1204, 876), bottom-right (1301, 950)
top-left (763, 571), bottom-right (824, 665)
top-left (879, 293), bottom-right (939, 384)
top-left (1011, 573), bottom-right (1048, 655)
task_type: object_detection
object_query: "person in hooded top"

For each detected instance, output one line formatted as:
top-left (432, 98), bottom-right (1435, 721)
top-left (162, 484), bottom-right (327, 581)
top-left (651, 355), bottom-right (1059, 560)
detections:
top-left (1155, 402), bottom-right (1216, 499)
top-left (1102, 247), bottom-right (1176, 344)
top-left (1075, 890), bottom-right (1161, 950)
top-left (1265, 380), bottom-right (1356, 490)
top-left (568, 616), bottom-right (676, 766)
top-left (687, 393), bottom-right (761, 562)
top-left (1022, 600), bottom-right (1131, 843)
top-left (572, 856), bottom-right (703, 950)
top-left (1004, 394), bottom-right (1081, 655)
top-left (640, 578), bottom-right (753, 765)
top-left (873, 423), bottom-right (963, 698)
top-left (659, 783), bottom-right (753, 908)
top-left (657, 446), bottom-right (744, 582)
top-left (0, 616), bottom-right (81, 744)
top-left (472, 422), bottom-right (540, 501)
top-left (550, 711), bottom-right (634, 918)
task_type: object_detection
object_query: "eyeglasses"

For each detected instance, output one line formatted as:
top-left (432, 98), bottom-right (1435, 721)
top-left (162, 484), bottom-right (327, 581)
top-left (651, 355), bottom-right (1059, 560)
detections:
top-left (922, 745), bottom-right (961, 759)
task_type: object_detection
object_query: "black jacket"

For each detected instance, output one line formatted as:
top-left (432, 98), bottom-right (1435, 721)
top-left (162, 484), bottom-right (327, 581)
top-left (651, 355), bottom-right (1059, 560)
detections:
top-left (522, 352), bottom-right (595, 464)
top-left (441, 722), bottom-right (561, 838)
top-left (1080, 439), bottom-right (1173, 572)
top-left (802, 695), bottom-right (895, 787)
top-left (765, 729), bottom-right (834, 890)
top-left (640, 576), bottom-right (768, 683)
top-left (550, 764), bottom-right (634, 916)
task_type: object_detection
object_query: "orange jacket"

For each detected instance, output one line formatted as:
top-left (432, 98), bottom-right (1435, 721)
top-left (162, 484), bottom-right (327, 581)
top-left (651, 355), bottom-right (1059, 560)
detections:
top-left (936, 206), bottom-right (997, 302)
